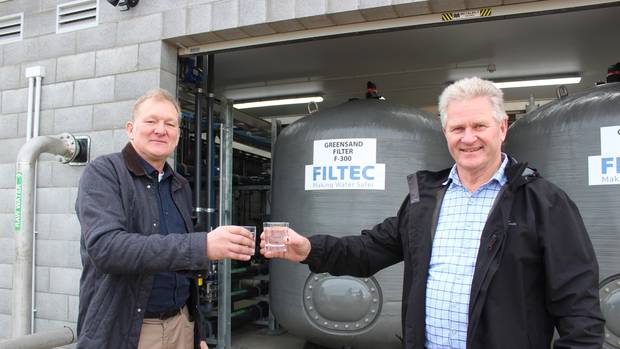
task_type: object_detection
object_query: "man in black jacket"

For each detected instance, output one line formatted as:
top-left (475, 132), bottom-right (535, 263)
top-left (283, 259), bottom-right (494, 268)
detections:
top-left (75, 88), bottom-right (255, 349)
top-left (261, 77), bottom-right (604, 349)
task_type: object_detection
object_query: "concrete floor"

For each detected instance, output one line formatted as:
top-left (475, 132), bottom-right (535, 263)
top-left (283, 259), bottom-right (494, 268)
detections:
top-left (203, 324), bottom-right (308, 349)
top-left (230, 325), bottom-right (306, 349)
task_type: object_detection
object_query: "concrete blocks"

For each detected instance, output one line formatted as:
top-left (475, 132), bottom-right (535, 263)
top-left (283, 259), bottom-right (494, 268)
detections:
top-left (1, 88), bottom-right (28, 114)
top-left (0, 264), bottom-right (11, 288)
top-left (23, 10), bottom-right (56, 39)
top-left (0, 314), bottom-right (10, 340)
top-left (21, 59), bottom-right (57, 87)
top-left (41, 82), bottom-right (74, 110)
top-left (188, 3), bottom-right (213, 35)
top-left (360, 0), bottom-right (392, 8)
top-left (96, 45), bottom-right (139, 77)
top-left (138, 42), bottom-right (163, 71)
top-left (53, 105), bottom-right (93, 133)
top-left (115, 69), bottom-right (160, 100)
top-left (327, 0), bottom-right (360, 13)
top-left (36, 187), bottom-right (78, 214)
top-left (163, 7), bottom-right (187, 38)
top-left (296, 0), bottom-right (328, 18)
top-left (0, 289), bottom-right (10, 314)
top-left (0, 214), bottom-right (12, 238)
top-left (268, 0), bottom-right (295, 21)
top-left (74, 76), bottom-right (115, 106)
top-left (0, 64), bottom-right (21, 90)
top-left (68, 295), bottom-right (79, 322)
top-left (0, 238), bottom-right (14, 263)
top-left (0, 113), bottom-right (19, 140)
top-left (116, 13), bottom-right (163, 46)
top-left (213, 0), bottom-right (238, 31)
top-left (36, 266), bottom-right (50, 292)
top-left (38, 32), bottom-right (77, 61)
top-left (50, 268), bottom-right (81, 296)
top-left (93, 99), bottom-right (134, 130)
top-left (86, 130), bottom-right (116, 159)
top-left (0, 138), bottom-right (25, 164)
top-left (49, 213), bottom-right (81, 241)
top-left (17, 109), bottom-right (54, 137)
top-left (240, 0), bottom-right (267, 26)
top-left (3, 38), bottom-right (40, 66)
top-left (35, 292), bottom-right (69, 321)
top-left (160, 70), bottom-right (176, 97)
top-left (57, 52), bottom-right (96, 82)
top-left (77, 22), bottom-right (118, 53)
top-left (36, 239), bottom-right (81, 269)
top-left (49, 162), bottom-right (85, 188)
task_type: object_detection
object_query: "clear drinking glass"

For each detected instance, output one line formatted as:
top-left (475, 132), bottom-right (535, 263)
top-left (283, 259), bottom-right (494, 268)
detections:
top-left (263, 222), bottom-right (289, 252)
top-left (241, 226), bottom-right (257, 255)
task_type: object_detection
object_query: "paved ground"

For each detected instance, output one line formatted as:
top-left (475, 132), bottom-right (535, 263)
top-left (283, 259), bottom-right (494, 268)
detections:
top-left (205, 324), bottom-right (308, 349)
top-left (231, 325), bottom-right (306, 349)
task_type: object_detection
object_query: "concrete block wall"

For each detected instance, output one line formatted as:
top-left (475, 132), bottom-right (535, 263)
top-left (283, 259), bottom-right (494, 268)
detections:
top-left (0, 0), bottom-right (541, 343)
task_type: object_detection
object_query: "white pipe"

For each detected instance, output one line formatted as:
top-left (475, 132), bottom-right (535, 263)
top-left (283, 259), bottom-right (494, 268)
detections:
top-left (12, 134), bottom-right (78, 338)
top-left (33, 76), bottom-right (42, 138)
top-left (30, 75), bottom-right (44, 333)
top-left (0, 326), bottom-right (75, 349)
top-left (26, 78), bottom-right (34, 141)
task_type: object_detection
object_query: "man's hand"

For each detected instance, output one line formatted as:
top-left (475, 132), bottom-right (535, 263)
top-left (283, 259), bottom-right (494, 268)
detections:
top-left (206, 226), bottom-right (255, 261)
top-left (200, 340), bottom-right (208, 349)
top-left (259, 227), bottom-right (311, 262)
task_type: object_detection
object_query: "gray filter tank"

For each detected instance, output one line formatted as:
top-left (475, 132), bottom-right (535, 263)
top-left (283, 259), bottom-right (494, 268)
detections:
top-left (504, 82), bottom-right (620, 349)
top-left (270, 99), bottom-right (451, 349)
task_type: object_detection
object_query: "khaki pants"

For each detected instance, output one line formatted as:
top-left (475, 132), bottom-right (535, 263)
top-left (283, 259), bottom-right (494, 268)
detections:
top-left (138, 306), bottom-right (194, 349)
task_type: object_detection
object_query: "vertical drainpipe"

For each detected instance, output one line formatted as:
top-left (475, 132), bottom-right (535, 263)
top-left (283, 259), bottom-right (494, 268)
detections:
top-left (24, 66), bottom-right (45, 334)
top-left (217, 99), bottom-right (233, 349)
top-left (13, 134), bottom-right (79, 338)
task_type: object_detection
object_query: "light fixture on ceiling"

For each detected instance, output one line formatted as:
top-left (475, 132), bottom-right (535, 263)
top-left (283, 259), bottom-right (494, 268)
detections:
top-left (233, 95), bottom-right (324, 109)
top-left (492, 75), bottom-right (581, 89)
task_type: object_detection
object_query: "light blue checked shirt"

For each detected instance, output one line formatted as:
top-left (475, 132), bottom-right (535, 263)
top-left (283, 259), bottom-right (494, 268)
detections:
top-left (425, 154), bottom-right (508, 349)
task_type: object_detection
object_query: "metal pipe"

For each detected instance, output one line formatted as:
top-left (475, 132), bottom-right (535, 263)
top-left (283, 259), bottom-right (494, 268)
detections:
top-left (217, 99), bottom-right (233, 349)
top-left (205, 54), bottom-right (215, 231)
top-left (26, 77), bottom-right (34, 141)
top-left (0, 326), bottom-right (75, 349)
top-left (12, 134), bottom-right (79, 338)
top-left (33, 76), bottom-right (42, 138)
top-left (31, 75), bottom-right (44, 333)
top-left (194, 56), bottom-right (206, 230)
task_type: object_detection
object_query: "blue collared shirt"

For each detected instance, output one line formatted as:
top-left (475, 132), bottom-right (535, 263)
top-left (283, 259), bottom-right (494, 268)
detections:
top-left (140, 159), bottom-right (190, 314)
top-left (425, 154), bottom-right (508, 349)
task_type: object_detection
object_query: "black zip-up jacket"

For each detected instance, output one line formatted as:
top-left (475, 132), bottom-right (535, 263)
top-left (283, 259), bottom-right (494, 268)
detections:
top-left (304, 157), bottom-right (604, 349)
top-left (75, 143), bottom-right (209, 349)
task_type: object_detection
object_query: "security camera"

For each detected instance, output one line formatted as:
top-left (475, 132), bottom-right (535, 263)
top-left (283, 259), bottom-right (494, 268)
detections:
top-left (106, 0), bottom-right (139, 11)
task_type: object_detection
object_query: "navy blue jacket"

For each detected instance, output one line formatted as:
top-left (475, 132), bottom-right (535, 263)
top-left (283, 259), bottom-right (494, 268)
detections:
top-left (304, 157), bottom-right (604, 349)
top-left (75, 143), bottom-right (208, 349)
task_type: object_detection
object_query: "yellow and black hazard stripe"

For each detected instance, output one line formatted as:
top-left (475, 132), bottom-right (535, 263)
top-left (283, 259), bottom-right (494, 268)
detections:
top-left (441, 12), bottom-right (453, 21)
top-left (480, 8), bottom-right (492, 17)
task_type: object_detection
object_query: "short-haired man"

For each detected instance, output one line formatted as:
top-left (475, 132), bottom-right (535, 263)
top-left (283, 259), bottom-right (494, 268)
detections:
top-left (76, 88), bottom-right (254, 349)
top-left (262, 77), bottom-right (604, 348)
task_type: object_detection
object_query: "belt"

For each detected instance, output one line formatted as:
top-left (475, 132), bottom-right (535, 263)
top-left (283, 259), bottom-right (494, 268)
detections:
top-left (143, 308), bottom-right (182, 320)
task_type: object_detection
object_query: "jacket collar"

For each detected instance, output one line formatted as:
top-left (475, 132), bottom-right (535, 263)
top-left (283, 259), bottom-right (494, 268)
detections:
top-left (407, 154), bottom-right (538, 200)
top-left (121, 142), bottom-right (188, 188)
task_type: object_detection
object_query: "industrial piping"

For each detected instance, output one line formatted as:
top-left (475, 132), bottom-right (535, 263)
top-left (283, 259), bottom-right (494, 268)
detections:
top-left (12, 134), bottom-right (80, 338)
top-left (0, 327), bottom-right (75, 349)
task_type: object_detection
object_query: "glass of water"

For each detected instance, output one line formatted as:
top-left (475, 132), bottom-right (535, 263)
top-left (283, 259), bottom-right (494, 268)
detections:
top-left (241, 226), bottom-right (256, 255)
top-left (263, 222), bottom-right (289, 252)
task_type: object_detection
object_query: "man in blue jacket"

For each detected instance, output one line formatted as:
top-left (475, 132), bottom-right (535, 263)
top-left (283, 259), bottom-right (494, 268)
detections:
top-left (75, 88), bottom-right (255, 349)
top-left (261, 77), bottom-right (604, 348)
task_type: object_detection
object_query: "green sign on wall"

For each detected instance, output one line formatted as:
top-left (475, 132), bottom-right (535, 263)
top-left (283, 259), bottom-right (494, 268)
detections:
top-left (15, 172), bottom-right (22, 232)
